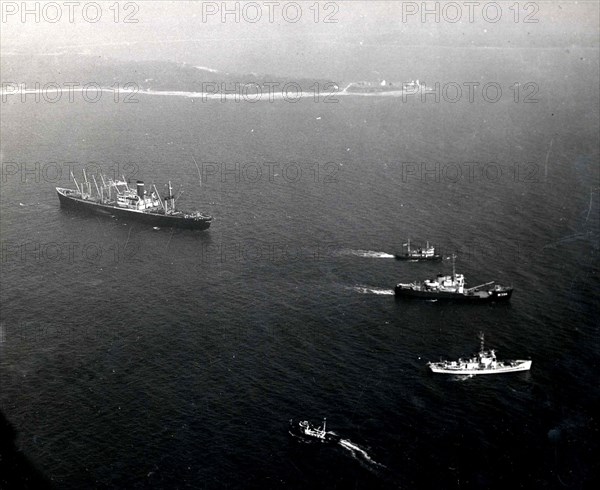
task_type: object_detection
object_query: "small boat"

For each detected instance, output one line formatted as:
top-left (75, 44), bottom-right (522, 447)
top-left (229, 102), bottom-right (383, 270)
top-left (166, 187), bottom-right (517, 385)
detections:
top-left (395, 239), bottom-right (441, 261)
top-left (428, 334), bottom-right (532, 374)
top-left (395, 255), bottom-right (512, 302)
top-left (288, 418), bottom-right (340, 443)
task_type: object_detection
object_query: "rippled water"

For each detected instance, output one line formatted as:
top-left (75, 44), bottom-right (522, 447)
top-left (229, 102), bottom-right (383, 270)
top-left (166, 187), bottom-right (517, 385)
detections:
top-left (1, 48), bottom-right (598, 488)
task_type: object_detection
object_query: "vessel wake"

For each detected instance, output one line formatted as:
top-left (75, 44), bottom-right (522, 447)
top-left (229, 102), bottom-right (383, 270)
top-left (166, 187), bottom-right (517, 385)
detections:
top-left (352, 286), bottom-right (395, 295)
top-left (338, 439), bottom-right (386, 469)
top-left (338, 249), bottom-right (395, 259)
top-left (449, 374), bottom-right (475, 382)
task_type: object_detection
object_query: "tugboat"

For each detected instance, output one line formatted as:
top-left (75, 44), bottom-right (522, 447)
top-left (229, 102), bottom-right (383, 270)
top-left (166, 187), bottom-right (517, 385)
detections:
top-left (288, 418), bottom-right (340, 443)
top-left (56, 171), bottom-right (212, 230)
top-left (394, 255), bottom-right (512, 302)
top-left (395, 239), bottom-right (441, 261)
top-left (428, 334), bottom-right (532, 374)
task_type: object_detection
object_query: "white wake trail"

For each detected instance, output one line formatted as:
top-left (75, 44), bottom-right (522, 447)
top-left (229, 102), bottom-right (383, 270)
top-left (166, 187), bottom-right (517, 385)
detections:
top-left (338, 439), bottom-right (386, 468)
top-left (338, 249), bottom-right (395, 259)
top-left (352, 286), bottom-right (395, 296)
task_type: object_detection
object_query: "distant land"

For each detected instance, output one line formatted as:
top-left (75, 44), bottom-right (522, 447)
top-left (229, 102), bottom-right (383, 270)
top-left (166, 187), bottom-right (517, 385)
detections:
top-left (1, 54), bottom-right (427, 97)
top-left (1, 55), bottom-right (339, 95)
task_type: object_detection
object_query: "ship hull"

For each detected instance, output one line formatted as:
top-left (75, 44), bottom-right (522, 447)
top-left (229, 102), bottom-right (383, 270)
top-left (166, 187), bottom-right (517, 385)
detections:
top-left (57, 188), bottom-right (211, 230)
top-left (394, 286), bottom-right (512, 302)
top-left (395, 254), bottom-right (442, 261)
top-left (428, 360), bottom-right (532, 374)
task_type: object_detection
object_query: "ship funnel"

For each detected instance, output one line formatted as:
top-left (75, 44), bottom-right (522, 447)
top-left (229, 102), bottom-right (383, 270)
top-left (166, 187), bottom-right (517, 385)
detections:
top-left (136, 181), bottom-right (145, 198)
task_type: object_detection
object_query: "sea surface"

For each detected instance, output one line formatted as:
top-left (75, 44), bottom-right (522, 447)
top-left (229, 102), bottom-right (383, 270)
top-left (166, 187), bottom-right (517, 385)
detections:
top-left (1, 47), bottom-right (599, 489)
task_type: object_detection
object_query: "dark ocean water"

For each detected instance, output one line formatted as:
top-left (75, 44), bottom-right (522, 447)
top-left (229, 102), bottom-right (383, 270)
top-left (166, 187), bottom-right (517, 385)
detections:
top-left (1, 48), bottom-right (599, 489)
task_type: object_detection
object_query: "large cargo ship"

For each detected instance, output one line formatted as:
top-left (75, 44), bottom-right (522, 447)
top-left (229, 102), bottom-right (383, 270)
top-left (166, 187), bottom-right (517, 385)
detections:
top-left (394, 256), bottom-right (512, 302)
top-left (56, 171), bottom-right (212, 230)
